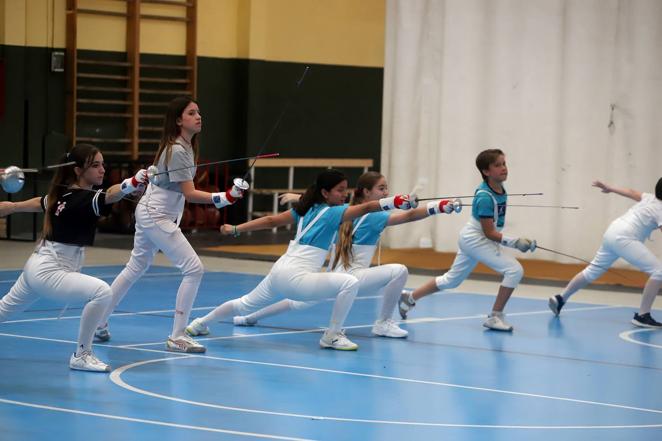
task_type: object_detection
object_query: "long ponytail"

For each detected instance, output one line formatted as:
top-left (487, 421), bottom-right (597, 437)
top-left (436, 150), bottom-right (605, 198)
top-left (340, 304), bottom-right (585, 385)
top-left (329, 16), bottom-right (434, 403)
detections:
top-left (334, 171), bottom-right (384, 269)
top-left (293, 169), bottom-right (347, 216)
top-left (42, 144), bottom-right (99, 240)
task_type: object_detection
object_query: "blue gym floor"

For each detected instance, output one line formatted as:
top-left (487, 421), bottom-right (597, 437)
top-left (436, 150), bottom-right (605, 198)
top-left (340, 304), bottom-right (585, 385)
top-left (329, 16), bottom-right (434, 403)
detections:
top-left (0, 265), bottom-right (660, 441)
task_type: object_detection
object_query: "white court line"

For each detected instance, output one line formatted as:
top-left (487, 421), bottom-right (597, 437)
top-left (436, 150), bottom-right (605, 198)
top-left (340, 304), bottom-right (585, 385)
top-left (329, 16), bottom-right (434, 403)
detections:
top-left (107, 353), bottom-right (662, 429)
top-left (0, 397), bottom-right (315, 441)
top-left (122, 304), bottom-right (621, 348)
top-left (2, 295), bottom-right (383, 325)
top-left (619, 328), bottom-right (662, 349)
top-left (1, 322), bottom-right (661, 430)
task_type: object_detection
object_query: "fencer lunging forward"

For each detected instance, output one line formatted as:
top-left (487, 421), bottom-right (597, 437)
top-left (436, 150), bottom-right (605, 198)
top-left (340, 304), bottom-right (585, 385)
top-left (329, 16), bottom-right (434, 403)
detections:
top-left (231, 171), bottom-right (460, 338)
top-left (95, 96), bottom-right (249, 353)
top-left (399, 149), bottom-right (537, 331)
top-left (549, 178), bottom-right (662, 328)
top-left (186, 169), bottom-right (416, 350)
top-left (0, 143), bottom-right (148, 372)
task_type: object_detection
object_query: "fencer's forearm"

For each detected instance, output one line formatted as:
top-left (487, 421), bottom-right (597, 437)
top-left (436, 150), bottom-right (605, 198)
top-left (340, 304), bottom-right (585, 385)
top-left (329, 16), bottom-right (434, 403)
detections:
top-left (236, 212), bottom-right (292, 233)
top-left (479, 218), bottom-right (502, 242)
top-left (342, 200), bottom-right (381, 222)
top-left (104, 184), bottom-right (126, 204)
top-left (386, 206), bottom-right (429, 226)
top-left (607, 185), bottom-right (642, 201)
top-left (182, 188), bottom-right (216, 204)
top-left (2, 197), bottom-right (42, 216)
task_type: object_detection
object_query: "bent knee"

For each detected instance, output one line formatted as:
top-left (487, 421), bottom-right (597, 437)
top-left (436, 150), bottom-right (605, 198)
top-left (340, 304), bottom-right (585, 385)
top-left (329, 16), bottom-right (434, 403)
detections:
top-left (502, 262), bottom-right (524, 288)
top-left (650, 268), bottom-right (662, 281)
top-left (183, 257), bottom-right (205, 278)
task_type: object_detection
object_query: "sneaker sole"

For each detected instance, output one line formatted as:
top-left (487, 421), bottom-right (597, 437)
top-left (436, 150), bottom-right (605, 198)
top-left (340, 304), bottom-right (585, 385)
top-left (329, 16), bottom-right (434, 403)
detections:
top-left (631, 319), bottom-right (662, 329)
top-left (166, 345), bottom-right (207, 353)
top-left (185, 328), bottom-right (209, 337)
top-left (70, 365), bottom-right (111, 373)
top-left (548, 299), bottom-right (560, 316)
top-left (94, 335), bottom-right (111, 342)
top-left (372, 331), bottom-right (408, 338)
top-left (320, 345), bottom-right (359, 351)
top-left (483, 323), bottom-right (513, 332)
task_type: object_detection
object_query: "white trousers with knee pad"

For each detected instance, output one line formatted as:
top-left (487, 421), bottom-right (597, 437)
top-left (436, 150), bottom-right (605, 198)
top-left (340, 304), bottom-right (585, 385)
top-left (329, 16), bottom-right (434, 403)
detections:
top-left (582, 221), bottom-right (662, 282)
top-left (435, 227), bottom-right (524, 290)
top-left (100, 203), bottom-right (204, 336)
top-left (0, 241), bottom-right (111, 352)
top-left (262, 262), bottom-right (409, 322)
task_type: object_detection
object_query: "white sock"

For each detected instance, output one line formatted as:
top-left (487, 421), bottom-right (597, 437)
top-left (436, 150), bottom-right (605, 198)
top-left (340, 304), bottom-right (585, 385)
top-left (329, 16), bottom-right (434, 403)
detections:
top-left (327, 285), bottom-right (358, 334)
top-left (640, 278), bottom-right (662, 315)
top-left (171, 272), bottom-right (203, 338)
top-left (561, 273), bottom-right (590, 302)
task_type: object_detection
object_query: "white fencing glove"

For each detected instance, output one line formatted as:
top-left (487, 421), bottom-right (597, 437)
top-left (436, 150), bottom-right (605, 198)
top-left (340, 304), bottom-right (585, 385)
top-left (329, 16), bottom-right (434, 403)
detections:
top-left (120, 169), bottom-right (149, 195)
top-left (427, 199), bottom-right (462, 215)
top-left (379, 194), bottom-right (418, 210)
top-left (212, 178), bottom-right (250, 209)
top-left (501, 235), bottom-right (537, 252)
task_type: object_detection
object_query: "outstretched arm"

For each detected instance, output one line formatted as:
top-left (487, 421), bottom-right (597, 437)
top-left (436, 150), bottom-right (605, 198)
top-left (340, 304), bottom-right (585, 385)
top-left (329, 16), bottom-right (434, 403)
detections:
top-left (221, 210), bottom-right (294, 235)
top-left (592, 180), bottom-right (642, 202)
top-left (342, 194), bottom-right (417, 222)
top-left (387, 199), bottom-right (460, 226)
top-left (0, 197), bottom-right (42, 217)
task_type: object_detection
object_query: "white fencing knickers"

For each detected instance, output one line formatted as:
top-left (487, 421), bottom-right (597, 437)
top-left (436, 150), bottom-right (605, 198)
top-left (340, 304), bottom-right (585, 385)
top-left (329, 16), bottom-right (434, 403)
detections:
top-left (582, 219), bottom-right (662, 282)
top-left (203, 241), bottom-right (359, 334)
top-left (242, 246), bottom-right (408, 323)
top-left (99, 184), bottom-right (204, 337)
top-left (0, 241), bottom-right (111, 353)
top-left (435, 221), bottom-right (524, 290)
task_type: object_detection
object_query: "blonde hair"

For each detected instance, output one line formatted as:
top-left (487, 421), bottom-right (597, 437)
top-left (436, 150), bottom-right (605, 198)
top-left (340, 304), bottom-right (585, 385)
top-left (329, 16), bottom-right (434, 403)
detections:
top-left (334, 171), bottom-right (384, 269)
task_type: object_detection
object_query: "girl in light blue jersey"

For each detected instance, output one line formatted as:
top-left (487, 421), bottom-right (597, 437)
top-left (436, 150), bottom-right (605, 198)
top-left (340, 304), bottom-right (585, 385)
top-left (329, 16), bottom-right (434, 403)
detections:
top-left (186, 169), bottom-right (416, 350)
top-left (231, 172), bottom-right (461, 338)
top-left (399, 149), bottom-right (536, 331)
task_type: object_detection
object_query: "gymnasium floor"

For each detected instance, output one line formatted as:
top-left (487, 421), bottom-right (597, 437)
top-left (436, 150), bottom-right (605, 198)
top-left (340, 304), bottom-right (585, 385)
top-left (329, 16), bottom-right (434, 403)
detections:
top-left (0, 242), bottom-right (661, 441)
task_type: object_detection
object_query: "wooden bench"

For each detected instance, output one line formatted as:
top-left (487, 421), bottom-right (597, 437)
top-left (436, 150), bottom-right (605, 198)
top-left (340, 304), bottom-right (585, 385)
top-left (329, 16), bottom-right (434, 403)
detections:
top-left (247, 158), bottom-right (374, 231)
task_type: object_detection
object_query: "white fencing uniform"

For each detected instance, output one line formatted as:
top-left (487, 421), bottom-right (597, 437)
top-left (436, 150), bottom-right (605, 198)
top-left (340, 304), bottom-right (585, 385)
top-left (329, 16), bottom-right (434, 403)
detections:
top-left (0, 190), bottom-right (112, 355)
top-left (239, 211), bottom-right (408, 325)
top-left (199, 203), bottom-right (359, 333)
top-left (582, 193), bottom-right (662, 282)
top-left (435, 182), bottom-right (523, 290)
top-left (99, 139), bottom-right (204, 338)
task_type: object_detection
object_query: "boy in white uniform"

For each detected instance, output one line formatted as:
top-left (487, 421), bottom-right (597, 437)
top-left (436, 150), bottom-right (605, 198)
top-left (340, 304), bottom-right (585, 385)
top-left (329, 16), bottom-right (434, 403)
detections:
top-left (549, 178), bottom-right (662, 328)
top-left (399, 149), bottom-right (536, 331)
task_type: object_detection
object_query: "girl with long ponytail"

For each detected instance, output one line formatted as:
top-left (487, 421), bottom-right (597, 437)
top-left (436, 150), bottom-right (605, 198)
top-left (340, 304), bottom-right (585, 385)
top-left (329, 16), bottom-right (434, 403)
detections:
top-left (185, 169), bottom-right (418, 350)
top-left (0, 144), bottom-right (149, 372)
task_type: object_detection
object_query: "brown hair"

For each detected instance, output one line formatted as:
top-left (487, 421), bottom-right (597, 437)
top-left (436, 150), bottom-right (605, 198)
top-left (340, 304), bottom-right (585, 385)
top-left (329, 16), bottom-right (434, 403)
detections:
top-left (42, 144), bottom-right (100, 239)
top-left (334, 171), bottom-right (384, 269)
top-left (293, 169), bottom-right (348, 216)
top-left (153, 96), bottom-right (200, 167)
top-left (475, 148), bottom-right (505, 181)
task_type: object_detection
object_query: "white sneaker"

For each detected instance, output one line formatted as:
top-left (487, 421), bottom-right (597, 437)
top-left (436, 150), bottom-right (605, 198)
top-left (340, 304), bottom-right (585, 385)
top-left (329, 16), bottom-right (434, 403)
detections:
top-left (398, 291), bottom-right (416, 320)
top-left (372, 318), bottom-right (408, 338)
top-left (483, 312), bottom-right (513, 332)
top-left (69, 351), bottom-right (111, 372)
top-left (233, 315), bottom-right (257, 327)
top-left (166, 334), bottom-right (206, 353)
top-left (94, 323), bottom-right (111, 342)
top-left (319, 330), bottom-right (358, 351)
top-left (185, 318), bottom-right (210, 336)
